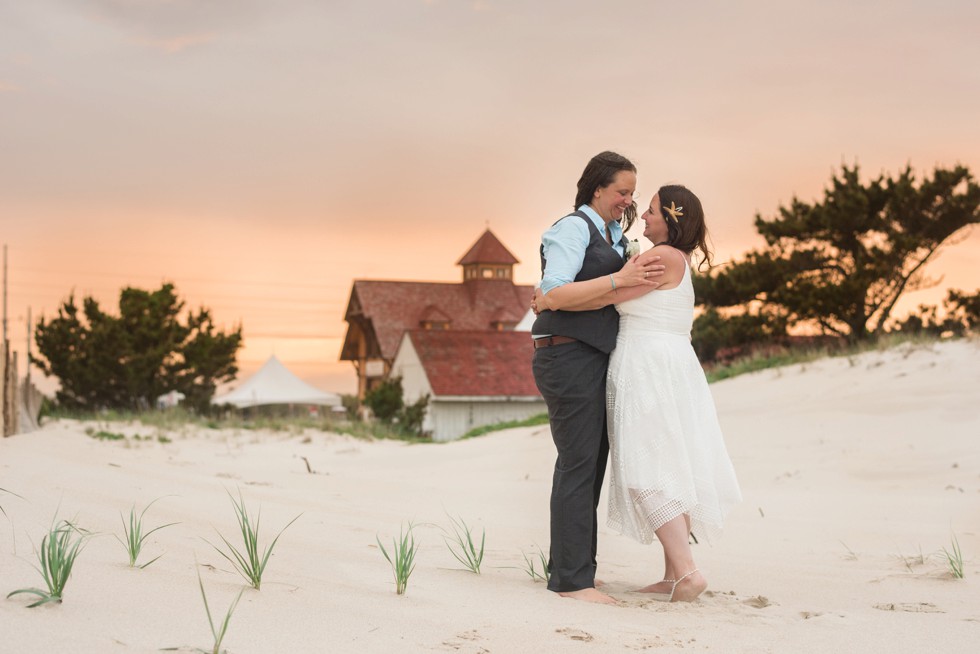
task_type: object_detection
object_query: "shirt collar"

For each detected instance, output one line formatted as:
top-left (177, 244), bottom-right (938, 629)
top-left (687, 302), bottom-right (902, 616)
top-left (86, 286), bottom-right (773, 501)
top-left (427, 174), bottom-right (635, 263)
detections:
top-left (578, 204), bottom-right (623, 242)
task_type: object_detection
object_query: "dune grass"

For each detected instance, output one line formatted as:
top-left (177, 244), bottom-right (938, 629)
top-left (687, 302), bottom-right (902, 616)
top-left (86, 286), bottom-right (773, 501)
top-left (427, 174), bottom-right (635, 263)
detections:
top-left (704, 332), bottom-right (950, 383)
top-left (441, 514), bottom-right (485, 574)
top-left (520, 546), bottom-right (550, 583)
top-left (197, 569), bottom-right (244, 654)
top-left (942, 534), bottom-right (965, 579)
top-left (460, 414), bottom-right (551, 440)
top-left (895, 545), bottom-right (925, 572)
top-left (377, 522), bottom-right (419, 595)
top-left (7, 519), bottom-right (86, 607)
top-left (209, 490), bottom-right (301, 590)
top-left (52, 405), bottom-right (429, 442)
top-left (116, 498), bottom-right (178, 568)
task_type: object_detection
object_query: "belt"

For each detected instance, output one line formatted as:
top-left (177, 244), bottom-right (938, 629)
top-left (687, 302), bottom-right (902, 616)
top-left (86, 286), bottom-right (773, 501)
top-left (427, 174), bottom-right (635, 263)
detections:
top-left (533, 335), bottom-right (578, 349)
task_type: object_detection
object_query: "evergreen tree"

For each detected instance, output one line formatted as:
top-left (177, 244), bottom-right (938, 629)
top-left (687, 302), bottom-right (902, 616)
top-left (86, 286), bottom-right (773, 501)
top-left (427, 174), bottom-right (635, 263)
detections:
top-left (696, 164), bottom-right (980, 343)
top-left (32, 284), bottom-right (242, 411)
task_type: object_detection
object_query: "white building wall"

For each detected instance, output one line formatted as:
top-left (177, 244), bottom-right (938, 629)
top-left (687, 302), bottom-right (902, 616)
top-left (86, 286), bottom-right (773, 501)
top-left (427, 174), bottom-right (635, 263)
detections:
top-left (389, 335), bottom-right (436, 434)
top-left (429, 398), bottom-right (547, 442)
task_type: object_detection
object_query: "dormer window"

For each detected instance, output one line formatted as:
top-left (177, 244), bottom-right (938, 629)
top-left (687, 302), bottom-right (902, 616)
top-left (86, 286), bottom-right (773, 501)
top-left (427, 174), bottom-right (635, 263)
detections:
top-left (490, 321), bottom-right (517, 331)
top-left (419, 305), bottom-right (451, 331)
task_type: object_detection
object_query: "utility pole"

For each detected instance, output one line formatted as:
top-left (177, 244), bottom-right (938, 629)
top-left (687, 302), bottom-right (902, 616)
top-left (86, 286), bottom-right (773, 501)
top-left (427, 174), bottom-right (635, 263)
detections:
top-left (2, 243), bottom-right (7, 344)
top-left (26, 306), bottom-right (31, 387)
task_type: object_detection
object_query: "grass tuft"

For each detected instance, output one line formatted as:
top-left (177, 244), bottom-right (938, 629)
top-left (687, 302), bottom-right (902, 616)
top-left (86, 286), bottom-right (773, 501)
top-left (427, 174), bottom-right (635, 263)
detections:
top-left (197, 568), bottom-right (244, 654)
top-left (704, 332), bottom-right (948, 384)
top-left (896, 545), bottom-right (925, 573)
top-left (441, 514), bottom-right (484, 574)
top-left (520, 546), bottom-right (550, 582)
top-left (116, 498), bottom-right (178, 568)
top-left (89, 430), bottom-right (126, 441)
top-left (460, 414), bottom-right (550, 440)
top-left (7, 519), bottom-right (86, 607)
top-left (209, 490), bottom-right (301, 590)
top-left (942, 533), bottom-right (965, 579)
top-left (377, 522), bottom-right (419, 595)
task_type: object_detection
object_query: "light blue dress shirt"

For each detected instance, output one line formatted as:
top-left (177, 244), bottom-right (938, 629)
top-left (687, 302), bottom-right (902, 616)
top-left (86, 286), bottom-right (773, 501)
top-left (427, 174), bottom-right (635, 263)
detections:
top-left (539, 205), bottom-right (624, 295)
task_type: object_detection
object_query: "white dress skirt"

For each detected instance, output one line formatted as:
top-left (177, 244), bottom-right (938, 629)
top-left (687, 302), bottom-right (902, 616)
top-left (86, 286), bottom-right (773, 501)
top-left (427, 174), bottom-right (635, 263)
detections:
top-left (606, 260), bottom-right (742, 544)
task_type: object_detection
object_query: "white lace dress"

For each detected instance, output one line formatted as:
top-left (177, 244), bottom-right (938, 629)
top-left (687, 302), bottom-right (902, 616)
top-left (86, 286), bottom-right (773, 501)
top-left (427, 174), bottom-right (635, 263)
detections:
top-left (606, 260), bottom-right (741, 544)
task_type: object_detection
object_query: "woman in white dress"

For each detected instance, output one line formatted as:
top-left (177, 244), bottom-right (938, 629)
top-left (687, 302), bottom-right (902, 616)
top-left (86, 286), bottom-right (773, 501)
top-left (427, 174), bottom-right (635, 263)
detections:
top-left (537, 184), bottom-right (741, 603)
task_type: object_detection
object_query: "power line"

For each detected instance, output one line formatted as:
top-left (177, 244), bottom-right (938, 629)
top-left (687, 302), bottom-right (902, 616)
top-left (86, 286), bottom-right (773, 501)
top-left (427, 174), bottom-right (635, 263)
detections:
top-left (9, 266), bottom-right (353, 292)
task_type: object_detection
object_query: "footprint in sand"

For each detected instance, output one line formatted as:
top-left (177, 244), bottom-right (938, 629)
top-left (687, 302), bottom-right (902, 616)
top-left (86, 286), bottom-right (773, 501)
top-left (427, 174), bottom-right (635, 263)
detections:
top-left (702, 590), bottom-right (772, 610)
top-left (873, 602), bottom-right (943, 613)
top-left (556, 627), bottom-right (594, 642)
top-left (440, 629), bottom-right (488, 652)
top-left (741, 595), bottom-right (772, 609)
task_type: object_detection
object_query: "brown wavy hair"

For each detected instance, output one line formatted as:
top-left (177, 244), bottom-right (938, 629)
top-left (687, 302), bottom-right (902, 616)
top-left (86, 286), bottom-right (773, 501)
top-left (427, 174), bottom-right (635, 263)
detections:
top-left (657, 184), bottom-right (713, 271)
top-left (574, 151), bottom-right (638, 233)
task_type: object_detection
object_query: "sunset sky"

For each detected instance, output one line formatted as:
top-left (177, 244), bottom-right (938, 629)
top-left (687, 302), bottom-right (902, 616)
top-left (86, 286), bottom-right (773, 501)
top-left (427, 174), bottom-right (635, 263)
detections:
top-left (3, 0), bottom-right (979, 396)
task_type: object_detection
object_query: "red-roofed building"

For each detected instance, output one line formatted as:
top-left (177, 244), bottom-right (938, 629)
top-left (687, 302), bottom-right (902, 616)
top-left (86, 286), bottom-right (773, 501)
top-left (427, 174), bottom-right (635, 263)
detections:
top-left (390, 330), bottom-right (545, 441)
top-left (341, 230), bottom-right (536, 400)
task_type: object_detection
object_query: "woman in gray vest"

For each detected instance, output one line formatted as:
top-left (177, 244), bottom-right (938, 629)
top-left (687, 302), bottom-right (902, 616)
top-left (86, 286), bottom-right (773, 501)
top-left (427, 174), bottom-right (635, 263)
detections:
top-left (531, 151), bottom-right (663, 604)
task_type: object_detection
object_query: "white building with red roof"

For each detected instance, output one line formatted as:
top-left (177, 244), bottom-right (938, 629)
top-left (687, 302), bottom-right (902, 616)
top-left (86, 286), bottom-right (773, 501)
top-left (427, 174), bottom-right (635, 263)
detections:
top-left (340, 230), bottom-right (543, 440)
top-left (390, 330), bottom-right (544, 441)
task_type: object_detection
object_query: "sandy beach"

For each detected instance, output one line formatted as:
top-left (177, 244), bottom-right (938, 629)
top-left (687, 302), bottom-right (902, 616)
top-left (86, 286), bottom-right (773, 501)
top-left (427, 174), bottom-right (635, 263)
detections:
top-left (1, 339), bottom-right (978, 653)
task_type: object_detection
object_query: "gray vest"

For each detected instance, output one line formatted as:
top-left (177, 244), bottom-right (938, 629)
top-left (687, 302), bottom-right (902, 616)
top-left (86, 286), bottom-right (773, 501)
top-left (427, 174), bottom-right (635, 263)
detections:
top-left (532, 211), bottom-right (627, 354)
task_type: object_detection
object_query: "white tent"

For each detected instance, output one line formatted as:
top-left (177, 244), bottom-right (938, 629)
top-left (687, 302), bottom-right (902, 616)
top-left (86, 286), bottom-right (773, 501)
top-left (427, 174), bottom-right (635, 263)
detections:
top-left (212, 355), bottom-right (342, 409)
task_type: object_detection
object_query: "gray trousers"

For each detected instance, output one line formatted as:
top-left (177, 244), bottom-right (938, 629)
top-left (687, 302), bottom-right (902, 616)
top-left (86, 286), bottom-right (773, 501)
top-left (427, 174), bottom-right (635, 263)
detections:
top-left (532, 340), bottom-right (610, 592)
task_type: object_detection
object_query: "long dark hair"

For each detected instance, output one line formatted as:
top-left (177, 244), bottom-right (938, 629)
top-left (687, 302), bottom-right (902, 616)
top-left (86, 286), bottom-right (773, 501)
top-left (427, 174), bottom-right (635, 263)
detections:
top-left (574, 151), bottom-right (637, 233)
top-left (658, 184), bottom-right (713, 271)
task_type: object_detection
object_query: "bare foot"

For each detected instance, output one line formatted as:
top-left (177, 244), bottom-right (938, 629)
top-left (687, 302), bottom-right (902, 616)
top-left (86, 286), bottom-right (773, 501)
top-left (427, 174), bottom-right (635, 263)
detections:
top-left (670, 570), bottom-right (707, 602)
top-left (557, 588), bottom-right (618, 605)
top-left (595, 578), bottom-right (606, 588)
top-left (636, 580), bottom-right (674, 594)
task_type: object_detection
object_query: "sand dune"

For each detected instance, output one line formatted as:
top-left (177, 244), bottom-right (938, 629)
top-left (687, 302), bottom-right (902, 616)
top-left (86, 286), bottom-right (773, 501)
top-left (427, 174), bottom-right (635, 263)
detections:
top-left (1, 339), bottom-right (978, 653)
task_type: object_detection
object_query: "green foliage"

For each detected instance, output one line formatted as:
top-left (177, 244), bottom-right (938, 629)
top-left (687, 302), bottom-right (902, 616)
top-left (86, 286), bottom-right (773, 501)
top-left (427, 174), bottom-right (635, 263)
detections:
top-left (197, 569), bottom-right (244, 654)
top-left (332, 420), bottom-right (431, 443)
top-left (442, 514), bottom-right (485, 574)
top-left (363, 377), bottom-right (405, 423)
top-left (691, 307), bottom-right (788, 364)
top-left (399, 393), bottom-right (430, 435)
top-left (209, 490), bottom-right (301, 590)
top-left (377, 522), bottom-right (419, 595)
top-left (7, 520), bottom-right (86, 607)
top-left (89, 430), bottom-right (126, 441)
top-left (363, 376), bottom-right (429, 437)
top-left (697, 164), bottom-right (980, 343)
top-left (116, 498), bottom-right (178, 568)
top-left (339, 394), bottom-right (360, 421)
top-left (460, 413), bottom-right (550, 440)
top-left (32, 283), bottom-right (242, 412)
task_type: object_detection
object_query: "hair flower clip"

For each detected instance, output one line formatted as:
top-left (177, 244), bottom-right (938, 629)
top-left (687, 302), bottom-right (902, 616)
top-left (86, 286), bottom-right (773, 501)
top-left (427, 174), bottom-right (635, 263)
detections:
top-left (664, 201), bottom-right (684, 223)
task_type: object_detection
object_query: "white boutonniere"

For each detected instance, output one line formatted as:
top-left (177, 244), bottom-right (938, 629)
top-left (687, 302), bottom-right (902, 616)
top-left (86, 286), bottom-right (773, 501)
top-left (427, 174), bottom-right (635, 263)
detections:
top-left (625, 239), bottom-right (641, 258)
